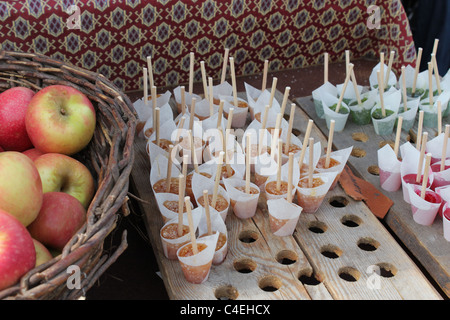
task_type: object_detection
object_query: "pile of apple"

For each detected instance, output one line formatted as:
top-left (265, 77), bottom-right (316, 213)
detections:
top-left (0, 85), bottom-right (97, 291)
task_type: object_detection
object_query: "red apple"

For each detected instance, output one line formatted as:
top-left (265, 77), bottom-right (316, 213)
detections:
top-left (22, 147), bottom-right (45, 161)
top-left (25, 85), bottom-right (96, 155)
top-left (32, 239), bottom-right (53, 267)
top-left (0, 151), bottom-right (43, 226)
top-left (0, 145), bottom-right (3, 152)
top-left (0, 209), bottom-right (36, 291)
top-left (28, 192), bottom-right (86, 251)
top-left (34, 153), bottom-right (95, 208)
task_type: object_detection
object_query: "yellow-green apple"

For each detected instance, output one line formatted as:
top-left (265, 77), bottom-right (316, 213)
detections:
top-left (22, 147), bottom-right (45, 161)
top-left (0, 87), bottom-right (35, 152)
top-left (0, 151), bottom-right (43, 226)
top-left (28, 192), bottom-right (86, 251)
top-left (34, 153), bottom-right (95, 208)
top-left (25, 85), bottom-right (96, 155)
top-left (0, 209), bottom-right (36, 291)
top-left (32, 239), bottom-right (53, 267)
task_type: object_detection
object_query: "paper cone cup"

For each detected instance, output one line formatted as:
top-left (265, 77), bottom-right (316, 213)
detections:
top-left (426, 131), bottom-right (450, 165)
top-left (160, 208), bottom-right (202, 260)
top-left (397, 99), bottom-right (419, 132)
top-left (176, 232), bottom-right (219, 284)
top-left (254, 152), bottom-right (278, 189)
top-left (198, 206), bottom-right (228, 265)
top-left (299, 141), bottom-right (322, 178)
top-left (371, 104), bottom-right (398, 136)
top-left (264, 159), bottom-right (300, 200)
top-left (296, 171), bottom-right (338, 213)
top-left (369, 62), bottom-right (397, 90)
top-left (223, 178), bottom-right (260, 219)
top-left (322, 96), bottom-right (350, 132)
top-left (192, 172), bottom-right (230, 221)
top-left (155, 193), bottom-right (193, 224)
top-left (212, 81), bottom-right (233, 104)
top-left (348, 90), bottom-right (377, 125)
top-left (312, 81), bottom-right (337, 119)
top-left (142, 102), bottom-right (174, 139)
top-left (435, 185), bottom-right (450, 218)
top-left (220, 95), bottom-right (249, 128)
top-left (150, 154), bottom-right (182, 194)
top-left (315, 146), bottom-right (352, 190)
top-left (174, 86), bottom-right (201, 114)
top-left (377, 144), bottom-right (402, 192)
top-left (430, 160), bottom-right (450, 190)
top-left (267, 198), bottom-right (302, 236)
top-left (337, 81), bottom-right (363, 105)
top-left (244, 82), bottom-right (281, 120)
top-left (407, 184), bottom-right (442, 226)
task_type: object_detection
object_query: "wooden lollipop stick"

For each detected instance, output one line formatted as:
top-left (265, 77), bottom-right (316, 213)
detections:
top-left (431, 53), bottom-right (442, 95)
top-left (165, 144), bottom-right (174, 192)
top-left (189, 52), bottom-right (195, 95)
top-left (180, 86), bottom-right (187, 114)
top-left (287, 152), bottom-right (294, 203)
top-left (262, 59), bottom-right (269, 92)
top-left (146, 56), bottom-right (154, 89)
top-left (394, 117), bottom-right (403, 158)
top-left (380, 52), bottom-right (385, 90)
top-left (177, 174), bottom-right (186, 237)
top-left (225, 108), bottom-right (234, 153)
top-left (416, 110), bottom-right (424, 150)
top-left (155, 107), bottom-right (160, 147)
top-left (285, 104), bottom-right (296, 154)
top-left (143, 67), bottom-right (148, 105)
top-left (345, 50), bottom-right (350, 77)
top-left (385, 50), bottom-right (395, 88)
top-left (176, 116), bottom-right (186, 143)
top-left (441, 124), bottom-right (450, 172)
top-left (416, 131), bottom-right (428, 183)
top-left (185, 196), bottom-right (198, 254)
top-left (212, 151), bottom-right (224, 208)
top-left (420, 153), bottom-right (432, 199)
top-left (412, 47), bottom-right (423, 95)
top-left (229, 57), bottom-right (239, 110)
top-left (276, 138), bottom-right (283, 191)
top-left (428, 62), bottom-right (434, 106)
top-left (325, 119), bottom-right (335, 168)
top-left (152, 85), bottom-right (158, 129)
top-left (203, 189), bottom-right (212, 235)
top-left (350, 68), bottom-right (362, 105)
top-left (217, 100), bottom-right (224, 128)
top-left (189, 98), bottom-right (196, 132)
top-left (269, 77), bottom-right (278, 109)
top-left (432, 38), bottom-right (439, 56)
top-left (336, 63), bottom-right (354, 113)
top-left (208, 76), bottom-right (214, 117)
top-left (246, 133), bottom-right (251, 194)
top-left (377, 70), bottom-right (386, 117)
top-left (280, 86), bottom-right (291, 115)
top-left (298, 119), bottom-right (313, 169)
top-left (401, 66), bottom-right (408, 112)
top-left (438, 101), bottom-right (442, 135)
top-left (189, 130), bottom-right (199, 173)
top-left (200, 61), bottom-right (209, 100)
top-left (324, 52), bottom-right (329, 84)
top-left (308, 137), bottom-right (314, 188)
top-left (221, 48), bottom-right (230, 84)
top-left (259, 105), bottom-right (270, 154)
top-left (270, 113), bottom-right (282, 160)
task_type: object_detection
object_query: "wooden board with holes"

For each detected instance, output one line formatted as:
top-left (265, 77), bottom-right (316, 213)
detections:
top-left (128, 92), bottom-right (442, 300)
top-left (296, 95), bottom-right (450, 298)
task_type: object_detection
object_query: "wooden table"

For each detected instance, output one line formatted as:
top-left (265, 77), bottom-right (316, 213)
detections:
top-left (297, 93), bottom-right (450, 298)
top-left (128, 90), bottom-right (443, 300)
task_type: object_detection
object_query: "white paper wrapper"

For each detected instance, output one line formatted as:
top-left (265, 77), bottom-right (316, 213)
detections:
top-left (155, 192), bottom-right (194, 224)
top-left (219, 94), bottom-right (249, 128)
top-left (298, 141), bottom-right (322, 178)
top-left (312, 81), bottom-right (338, 119)
top-left (160, 207), bottom-right (202, 260)
top-left (443, 202), bottom-right (450, 241)
top-left (369, 62), bottom-right (397, 90)
top-left (134, 90), bottom-right (172, 130)
top-left (377, 143), bottom-right (401, 192)
top-left (315, 146), bottom-right (352, 189)
top-left (150, 154), bottom-right (182, 192)
top-left (192, 172), bottom-right (230, 221)
top-left (212, 82), bottom-right (233, 102)
top-left (426, 131), bottom-right (450, 164)
top-left (348, 89), bottom-right (378, 125)
top-left (176, 231), bottom-right (219, 284)
top-left (337, 81), bottom-right (363, 103)
top-left (398, 65), bottom-right (427, 96)
top-left (223, 178), bottom-right (260, 219)
top-left (321, 93), bottom-right (350, 132)
top-left (244, 82), bottom-right (281, 120)
top-left (147, 119), bottom-right (182, 166)
top-left (173, 85), bottom-right (202, 113)
top-left (264, 159), bottom-right (300, 200)
top-left (141, 102), bottom-right (175, 139)
top-left (397, 98), bottom-right (419, 132)
top-left (435, 185), bottom-right (450, 218)
top-left (267, 198), bottom-right (302, 236)
top-left (296, 171), bottom-right (338, 213)
top-left (407, 184), bottom-right (442, 226)
top-left (419, 91), bottom-right (450, 128)
top-left (430, 159), bottom-right (450, 189)
top-left (198, 205), bottom-right (228, 265)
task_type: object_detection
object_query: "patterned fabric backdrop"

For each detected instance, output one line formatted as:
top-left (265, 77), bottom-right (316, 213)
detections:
top-left (0, 0), bottom-right (416, 93)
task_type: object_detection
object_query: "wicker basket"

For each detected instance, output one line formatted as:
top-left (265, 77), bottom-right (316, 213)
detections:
top-left (0, 50), bottom-right (137, 300)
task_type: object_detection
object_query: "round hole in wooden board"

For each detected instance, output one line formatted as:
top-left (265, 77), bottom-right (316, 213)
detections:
top-left (258, 275), bottom-right (282, 292)
top-left (215, 285), bottom-right (239, 300)
top-left (298, 267), bottom-right (323, 286)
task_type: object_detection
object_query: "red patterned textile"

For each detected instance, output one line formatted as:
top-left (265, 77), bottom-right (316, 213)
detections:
top-left (0, 0), bottom-right (416, 93)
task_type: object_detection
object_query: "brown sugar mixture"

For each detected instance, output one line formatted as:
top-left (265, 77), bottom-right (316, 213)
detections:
top-left (199, 232), bottom-right (227, 251)
top-left (265, 180), bottom-right (289, 195)
top-left (163, 200), bottom-right (187, 213)
top-left (153, 177), bottom-right (180, 194)
top-left (160, 223), bottom-right (190, 240)
top-left (197, 194), bottom-right (229, 212)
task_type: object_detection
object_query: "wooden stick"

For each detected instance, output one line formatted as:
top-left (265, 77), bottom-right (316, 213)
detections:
top-left (208, 76), bottom-right (214, 117)
top-left (189, 98), bottom-right (196, 132)
top-left (269, 77), bottom-right (278, 109)
top-left (176, 116), bottom-right (186, 143)
top-left (287, 152), bottom-right (294, 203)
top-left (416, 110), bottom-right (424, 150)
top-left (189, 130), bottom-right (199, 173)
top-left (246, 133), bottom-right (251, 194)
top-left (350, 68), bottom-right (361, 105)
top-left (229, 57), bottom-right (239, 110)
top-left (225, 108), bottom-right (233, 153)
top-left (203, 190), bottom-right (212, 235)
top-left (345, 50), bottom-right (350, 77)
top-left (431, 53), bottom-right (442, 95)
top-left (416, 131), bottom-right (428, 183)
top-left (308, 137), bottom-right (314, 188)
top-left (155, 107), bottom-right (160, 147)
top-left (259, 105), bottom-right (270, 154)
top-left (180, 85), bottom-right (187, 114)
top-left (380, 51), bottom-right (385, 90)
top-left (280, 86), bottom-right (291, 115)
top-left (441, 124), bottom-right (450, 172)
top-left (143, 67), bottom-right (148, 105)
top-left (146, 56), bottom-right (154, 88)
top-left (177, 174), bottom-right (186, 237)
top-left (412, 47), bottom-right (423, 96)
top-left (212, 151), bottom-right (224, 208)
top-left (420, 153), bottom-right (432, 199)
top-left (377, 70), bottom-right (386, 117)
top-left (428, 62), bottom-right (434, 106)
top-left (182, 154), bottom-right (189, 178)
top-left (298, 119), bottom-right (313, 169)
top-left (165, 144), bottom-right (174, 192)
top-left (152, 85), bottom-right (157, 129)
top-left (401, 66), bottom-right (408, 112)
top-left (217, 100), bottom-right (224, 128)
top-left (262, 59), bottom-right (269, 91)
top-left (277, 138), bottom-right (283, 191)
top-left (385, 50), bottom-right (395, 88)
top-left (325, 119), bottom-right (335, 168)
top-left (270, 113), bottom-right (282, 160)
top-left (221, 48), bottom-right (230, 84)
top-left (200, 61), bottom-right (209, 100)
top-left (438, 101), bottom-right (442, 135)
top-left (336, 63), bottom-right (353, 113)
top-left (324, 52), bottom-right (328, 84)
top-left (189, 52), bottom-right (194, 95)
top-left (185, 196), bottom-right (198, 254)
top-left (394, 117), bottom-right (403, 158)
top-left (285, 104), bottom-right (296, 154)
top-left (432, 38), bottom-right (439, 56)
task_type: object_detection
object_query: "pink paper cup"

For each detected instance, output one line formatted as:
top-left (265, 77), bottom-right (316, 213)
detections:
top-left (442, 202), bottom-right (450, 241)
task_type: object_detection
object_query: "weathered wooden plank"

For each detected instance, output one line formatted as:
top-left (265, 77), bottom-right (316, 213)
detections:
top-left (296, 94), bottom-right (450, 298)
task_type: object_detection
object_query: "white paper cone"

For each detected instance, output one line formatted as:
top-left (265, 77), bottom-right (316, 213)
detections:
top-left (312, 81), bottom-right (338, 119)
top-left (435, 185), bottom-right (450, 217)
top-left (426, 131), bottom-right (450, 164)
top-left (192, 172), bottom-right (230, 221)
top-left (296, 171), bottom-right (338, 213)
top-left (223, 178), bottom-right (260, 219)
top-left (322, 95), bottom-right (350, 132)
top-left (219, 95), bottom-right (249, 128)
top-left (155, 192), bottom-right (194, 224)
top-left (267, 198), bottom-right (302, 236)
top-left (174, 85), bottom-right (201, 113)
top-left (407, 184), bottom-right (442, 226)
top-left (442, 202), bottom-right (450, 241)
top-left (315, 146), bottom-right (352, 189)
top-left (150, 154), bottom-right (182, 192)
top-left (369, 62), bottom-right (397, 90)
top-left (377, 144), bottom-right (401, 192)
top-left (142, 102), bottom-right (174, 139)
top-left (430, 160), bottom-right (450, 189)
top-left (198, 205), bottom-right (228, 265)
top-left (264, 159), bottom-right (300, 200)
